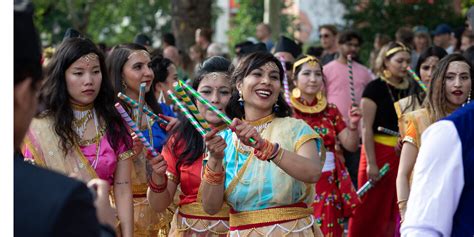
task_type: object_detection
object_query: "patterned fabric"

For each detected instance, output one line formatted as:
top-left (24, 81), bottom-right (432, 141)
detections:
top-left (293, 101), bottom-right (346, 153)
top-left (293, 99), bottom-right (360, 237)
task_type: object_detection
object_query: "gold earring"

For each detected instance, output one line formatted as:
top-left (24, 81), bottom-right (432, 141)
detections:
top-left (292, 88), bottom-right (301, 98)
top-left (383, 69), bottom-right (392, 79)
top-left (122, 80), bottom-right (128, 90)
top-left (316, 91), bottom-right (323, 100)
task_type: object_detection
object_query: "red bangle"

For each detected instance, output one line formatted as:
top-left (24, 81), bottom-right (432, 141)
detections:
top-left (149, 175), bottom-right (168, 193)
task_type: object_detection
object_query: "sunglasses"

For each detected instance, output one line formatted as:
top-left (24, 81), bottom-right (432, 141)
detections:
top-left (320, 34), bottom-right (331, 39)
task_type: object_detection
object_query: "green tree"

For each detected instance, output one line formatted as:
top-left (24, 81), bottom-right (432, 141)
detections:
top-left (339, 0), bottom-right (465, 64)
top-left (34, 0), bottom-right (172, 47)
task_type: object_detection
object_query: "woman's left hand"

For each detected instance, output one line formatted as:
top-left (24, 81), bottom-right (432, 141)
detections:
top-left (204, 128), bottom-right (227, 160)
top-left (348, 105), bottom-right (361, 129)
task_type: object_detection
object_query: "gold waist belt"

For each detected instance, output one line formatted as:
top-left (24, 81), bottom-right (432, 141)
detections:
top-left (229, 206), bottom-right (313, 228)
top-left (180, 202), bottom-right (229, 219)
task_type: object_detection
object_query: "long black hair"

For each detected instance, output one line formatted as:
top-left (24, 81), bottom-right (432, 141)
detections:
top-left (404, 46), bottom-right (448, 112)
top-left (106, 43), bottom-right (162, 115)
top-left (167, 56), bottom-right (232, 170)
top-left (40, 37), bottom-right (131, 153)
top-left (150, 54), bottom-right (173, 86)
top-left (226, 51), bottom-right (292, 119)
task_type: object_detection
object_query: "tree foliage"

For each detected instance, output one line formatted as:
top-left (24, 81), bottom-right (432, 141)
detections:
top-left (34, 0), bottom-right (172, 47)
top-left (339, 0), bottom-right (465, 64)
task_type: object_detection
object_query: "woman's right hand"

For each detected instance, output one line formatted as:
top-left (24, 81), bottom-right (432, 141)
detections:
top-left (229, 118), bottom-right (262, 148)
top-left (148, 153), bottom-right (168, 177)
top-left (204, 128), bottom-right (227, 160)
top-left (367, 162), bottom-right (380, 181)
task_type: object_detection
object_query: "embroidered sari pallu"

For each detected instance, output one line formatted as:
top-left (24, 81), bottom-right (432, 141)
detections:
top-left (221, 117), bottom-right (324, 237)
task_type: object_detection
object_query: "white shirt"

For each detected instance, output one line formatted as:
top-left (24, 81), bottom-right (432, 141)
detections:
top-left (401, 120), bottom-right (464, 237)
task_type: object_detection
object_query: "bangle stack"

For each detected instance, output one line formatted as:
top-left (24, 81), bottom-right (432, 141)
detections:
top-left (203, 164), bottom-right (225, 185)
top-left (254, 139), bottom-right (281, 161)
top-left (149, 175), bottom-right (168, 193)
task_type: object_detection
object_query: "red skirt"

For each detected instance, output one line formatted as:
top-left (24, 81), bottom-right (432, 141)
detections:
top-left (347, 142), bottom-right (400, 237)
top-left (313, 156), bottom-right (360, 237)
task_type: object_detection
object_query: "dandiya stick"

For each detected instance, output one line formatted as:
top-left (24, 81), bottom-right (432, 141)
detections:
top-left (173, 83), bottom-right (210, 132)
top-left (407, 66), bottom-right (428, 92)
top-left (167, 91), bottom-right (207, 137)
top-left (136, 83), bottom-right (146, 124)
top-left (347, 54), bottom-right (357, 106)
top-left (278, 57), bottom-right (292, 106)
top-left (115, 103), bottom-right (159, 158)
top-left (117, 92), bottom-right (169, 126)
top-left (377, 126), bottom-right (400, 137)
top-left (177, 80), bottom-right (256, 144)
top-left (357, 163), bottom-right (390, 196)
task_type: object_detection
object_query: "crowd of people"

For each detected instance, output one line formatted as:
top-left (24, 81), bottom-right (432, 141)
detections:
top-left (14, 1), bottom-right (474, 237)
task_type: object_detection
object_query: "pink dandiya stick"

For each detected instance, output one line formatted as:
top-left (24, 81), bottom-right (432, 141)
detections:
top-left (279, 57), bottom-right (291, 106)
top-left (347, 54), bottom-right (357, 106)
top-left (115, 103), bottom-right (159, 158)
top-left (117, 92), bottom-right (169, 126)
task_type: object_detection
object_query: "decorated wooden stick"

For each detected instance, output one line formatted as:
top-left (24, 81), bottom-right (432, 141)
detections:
top-left (167, 91), bottom-right (207, 137)
top-left (357, 163), bottom-right (390, 196)
top-left (173, 83), bottom-right (211, 132)
top-left (136, 83), bottom-right (146, 124)
top-left (377, 126), bottom-right (400, 137)
top-left (117, 92), bottom-right (169, 126)
top-left (347, 54), bottom-right (357, 106)
top-left (407, 66), bottom-right (428, 92)
top-left (278, 57), bottom-right (291, 106)
top-left (115, 103), bottom-right (159, 158)
top-left (177, 80), bottom-right (256, 144)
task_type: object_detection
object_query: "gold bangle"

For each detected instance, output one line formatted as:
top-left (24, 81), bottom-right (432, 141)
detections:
top-left (274, 149), bottom-right (285, 166)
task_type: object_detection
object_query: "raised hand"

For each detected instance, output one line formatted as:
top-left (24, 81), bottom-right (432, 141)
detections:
top-left (204, 128), bottom-right (227, 160)
top-left (229, 118), bottom-right (262, 148)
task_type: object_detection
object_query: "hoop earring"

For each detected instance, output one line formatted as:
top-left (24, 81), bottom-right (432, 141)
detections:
top-left (122, 80), bottom-right (128, 91)
top-left (292, 88), bottom-right (301, 98)
top-left (383, 69), bottom-right (392, 79)
top-left (157, 90), bottom-right (165, 104)
top-left (238, 91), bottom-right (244, 108)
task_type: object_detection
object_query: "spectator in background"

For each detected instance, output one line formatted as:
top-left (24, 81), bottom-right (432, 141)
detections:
top-left (133, 33), bottom-right (153, 51)
top-left (396, 27), bottom-right (415, 49)
top-left (324, 30), bottom-right (373, 188)
top-left (207, 42), bottom-right (225, 58)
top-left (460, 29), bottom-right (474, 52)
top-left (411, 26), bottom-right (431, 69)
top-left (63, 28), bottom-right (81, 41)
top-left (433, 23), bottom-right (454, 54)
top-left (195, 28), bottom-right (213, 54)
top-left (164, 45), bottom-right (189, 81)
top-left (463, 45), bottom-right (474, 66)
top-left (452, 26), bottom-right (465, 53)
top-left (369, 33), bottom-right (391, 73)
top-left (189, 44), bottom-right (205, 76)
top-left (467, 6), bottom-right (474, 31)
top-left (161, 32), bottom-right (175, 49)
top-left (256, 23), bottom-right (274, 51)
top-left (274, 35), bottom-right (302, 90)
top-left (319, 24), bottom-right (339, 65)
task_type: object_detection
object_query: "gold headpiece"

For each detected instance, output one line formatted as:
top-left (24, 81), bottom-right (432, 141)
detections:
top-left (127, 49), bottom-right (150, 59)
top-left (292, 55), bottom-right (320, 75)
top-left (385, 42), bottom-right (410, 57)
top-left (261, 62), bottom-right (279, 72)
top-left (203, 72), bottom-right (229, 81)
top-left (79, 53), bottom-right (99, 66)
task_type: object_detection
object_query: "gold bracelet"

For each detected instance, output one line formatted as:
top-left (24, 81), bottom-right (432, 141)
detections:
top-left (274, 149), bottom-right (285, 166)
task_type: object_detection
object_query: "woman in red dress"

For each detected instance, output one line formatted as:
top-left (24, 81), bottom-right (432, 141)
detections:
top-left (147, 56), bottom-right (232, 236)
top-left (291, 55), bottom-right (361, 237)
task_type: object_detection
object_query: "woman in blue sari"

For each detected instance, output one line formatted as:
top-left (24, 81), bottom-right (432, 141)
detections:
top-left (200, 52), bottom-right (324, 236)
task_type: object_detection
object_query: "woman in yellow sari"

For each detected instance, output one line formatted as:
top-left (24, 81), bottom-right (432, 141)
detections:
top-left (200, 52), bottom-right (324, 236)
top-left (396, 54), bottom-right (472, 222)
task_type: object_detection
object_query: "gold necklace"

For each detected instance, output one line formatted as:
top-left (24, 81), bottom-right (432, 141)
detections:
top-left (234, 114), bottom-right (274, 155)
top-left (291, 94), bottom-right (327, 114)
top-left (72, 104), bottom-right (94, 139)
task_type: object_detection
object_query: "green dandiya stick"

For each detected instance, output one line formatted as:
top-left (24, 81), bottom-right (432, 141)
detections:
top-left (167, 90), bottom-right (207, 137)
top-left (177, 80), bottom-right (256, 144)
top-left (357, 163), bottom-right (390, 196)
top-left (407, 66), bottom-right (428, 92)
top-left (117, 92), bottom-right (169, 126)
top-left (173, 83), bottom-right (211, 132)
